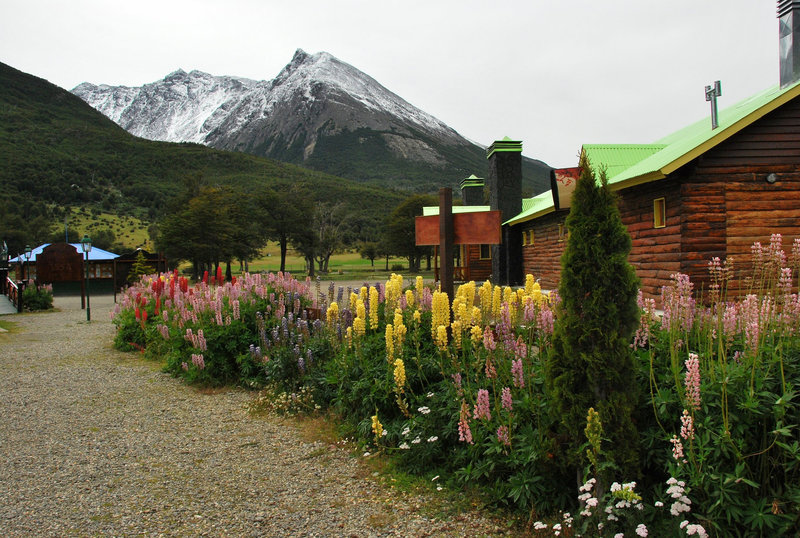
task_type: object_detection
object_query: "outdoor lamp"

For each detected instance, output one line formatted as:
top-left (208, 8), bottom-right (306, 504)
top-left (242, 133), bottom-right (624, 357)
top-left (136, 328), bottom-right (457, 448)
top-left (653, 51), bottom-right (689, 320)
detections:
top-left (1, 241), bottom-right (7, 263)
top-left (23, 245), bottom-right (31, 281)
top-left (81, 235), bottom-right (92, 321)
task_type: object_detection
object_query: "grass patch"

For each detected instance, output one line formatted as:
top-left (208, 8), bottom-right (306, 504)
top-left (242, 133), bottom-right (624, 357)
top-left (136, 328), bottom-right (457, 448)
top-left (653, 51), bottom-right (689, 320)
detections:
top-left (0, 319), bottom-right (19, 333)
top-left (63, 207), bottom-right (152, 251)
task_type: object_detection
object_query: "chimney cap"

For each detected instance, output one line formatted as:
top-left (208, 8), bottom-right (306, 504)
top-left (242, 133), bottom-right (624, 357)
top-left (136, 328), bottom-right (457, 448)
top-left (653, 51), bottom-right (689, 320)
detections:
top-left (487, 137), bottom-right (523, 158)
top-left (460, 174), bottom-right (484, 189)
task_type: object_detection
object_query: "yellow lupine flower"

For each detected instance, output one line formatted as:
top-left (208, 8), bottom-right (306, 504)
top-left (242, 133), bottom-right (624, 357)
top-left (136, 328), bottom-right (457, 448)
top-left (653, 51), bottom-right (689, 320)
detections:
top-left (503, 286), bottom-right (514, 307)
top-left (457, 302), bottom-right (468, 327)
top-left (349, 291), bottom-right (359, 314)
top-left (432, 290), bottom-right (450, 332)
top-left (394, 322), bottom-right (407, 355)
top-left (385, 324), bottom-right (394, 362)
top-left (470, 325), bottom-right (483, 344)
top-left (478, 280), bottom-right (492, 321)
top-left (471, 306), bottom-right (482, 326)
top-left (346, 326), bottom-right (353, 348)
top-left (492, 286), bottom-right (502, 319)
top-left (413, 310), bottom-right (421, 324)
top-left (356, 299), bottom-right (366, 324)
top-left (436, 325), bottom-right (448, 350)
top-left (326, 302), bottom-right (339, 327)
top-left (415, 275), bottom-right (424, 301)
top-left (384, 277), bottom-right (400, 312)
top-left (405, 289), bottom-right (415, 309)
top-left (451, 320), bottom-right (463, 349)
top-left (393, 358), bottom-right (406, 392)
top-left (371, 414), bottom-right (383, 438)
top-left (353, 316), bottom-right (366, 338)
top-left (525, 274), bottom-right (536, 297)
top-left (369, 286), bottom-right (380, 330)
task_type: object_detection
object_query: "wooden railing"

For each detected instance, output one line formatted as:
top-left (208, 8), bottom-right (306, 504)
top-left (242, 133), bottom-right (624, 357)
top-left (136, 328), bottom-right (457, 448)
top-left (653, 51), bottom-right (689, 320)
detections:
top-left (434, 266), bottom-right (470, 283)
top-left (6, 276), bottom-right (21, 312)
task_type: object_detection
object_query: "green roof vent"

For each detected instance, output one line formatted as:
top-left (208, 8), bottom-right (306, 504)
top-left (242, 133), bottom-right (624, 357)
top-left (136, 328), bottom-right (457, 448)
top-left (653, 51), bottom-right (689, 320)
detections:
top-left (487, 137), bottom-right (523, 158)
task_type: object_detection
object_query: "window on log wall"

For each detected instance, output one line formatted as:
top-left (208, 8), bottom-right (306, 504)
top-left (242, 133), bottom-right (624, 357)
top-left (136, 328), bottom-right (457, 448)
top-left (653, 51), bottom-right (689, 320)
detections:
top-left (653, 198), bottom-right (666, 228)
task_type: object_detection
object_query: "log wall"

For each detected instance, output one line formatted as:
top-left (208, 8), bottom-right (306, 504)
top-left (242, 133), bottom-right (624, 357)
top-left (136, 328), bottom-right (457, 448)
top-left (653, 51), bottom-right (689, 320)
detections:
top-left (520, 212), bottom-right (567, 291)
top-left (618, 179), bottom-right (683, 298)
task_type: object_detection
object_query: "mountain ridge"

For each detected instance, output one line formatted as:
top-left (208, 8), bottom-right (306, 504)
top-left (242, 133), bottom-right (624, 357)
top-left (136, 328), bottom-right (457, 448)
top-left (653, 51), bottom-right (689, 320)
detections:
top-left (72, 49), bottom-right (552, 194)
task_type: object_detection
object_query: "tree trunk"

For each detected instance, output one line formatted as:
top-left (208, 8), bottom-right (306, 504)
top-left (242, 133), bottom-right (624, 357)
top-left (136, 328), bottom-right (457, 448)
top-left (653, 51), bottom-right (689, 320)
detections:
top-left (225, 260), bottom-right (232, 282)
top-left (306, 255), bottom-right (315, 277)
top-left (279, 236), bottom-right (288, 273)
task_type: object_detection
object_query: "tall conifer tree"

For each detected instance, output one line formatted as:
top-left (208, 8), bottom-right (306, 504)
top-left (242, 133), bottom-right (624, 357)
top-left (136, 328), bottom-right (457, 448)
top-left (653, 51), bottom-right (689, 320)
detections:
top-left (545, 153), bottom-right (641, 483)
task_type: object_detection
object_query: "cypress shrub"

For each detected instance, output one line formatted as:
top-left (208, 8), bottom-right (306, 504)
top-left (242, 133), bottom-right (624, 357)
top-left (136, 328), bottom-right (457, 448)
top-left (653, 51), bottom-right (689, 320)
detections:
top-left (545, 154), bottom-right (641, 485)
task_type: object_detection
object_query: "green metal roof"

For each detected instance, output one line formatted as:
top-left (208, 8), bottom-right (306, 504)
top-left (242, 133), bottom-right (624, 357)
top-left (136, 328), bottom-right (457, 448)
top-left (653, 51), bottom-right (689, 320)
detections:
top-left (505, 78), bottom-right (800, 226)
top-left (582, 144), bottom-right (666, 179)
top-left (607, 79), bottom-right (800, 189)
top-left (422, 205), bottom-right (491, 217)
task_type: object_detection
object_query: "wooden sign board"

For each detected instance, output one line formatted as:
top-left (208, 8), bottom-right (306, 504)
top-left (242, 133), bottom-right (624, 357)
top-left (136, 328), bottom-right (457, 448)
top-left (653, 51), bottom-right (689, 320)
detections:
top-left (415, 211), bottom-right (502, 246)
top-left (36, 243), bottom-right (82, 282)
top-left (551, 167), bottom-right (581, 211)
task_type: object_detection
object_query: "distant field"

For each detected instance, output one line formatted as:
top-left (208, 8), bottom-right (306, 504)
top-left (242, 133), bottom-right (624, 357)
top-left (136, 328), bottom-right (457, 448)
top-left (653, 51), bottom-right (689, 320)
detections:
top-left (57, 210), bottom-right (431, 279)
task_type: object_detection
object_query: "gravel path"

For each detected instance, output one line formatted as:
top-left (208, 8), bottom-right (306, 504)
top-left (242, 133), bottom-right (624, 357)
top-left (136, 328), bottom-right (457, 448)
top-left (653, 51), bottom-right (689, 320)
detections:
top-left (0, 295), bottom-right (507, 537)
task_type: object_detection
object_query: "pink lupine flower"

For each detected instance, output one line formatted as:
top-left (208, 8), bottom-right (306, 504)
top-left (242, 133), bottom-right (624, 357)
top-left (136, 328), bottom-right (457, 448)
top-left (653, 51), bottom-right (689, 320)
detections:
top-left (473, 389), bottom-right (491, 420)
top-left (484, 357), bottom-right (497, 379)
top-left (191, 353), bottom-right (205, 370)
top-left (501, 386), bottom-right (513, 411)
top-left (458, 400), bottom-right (473, 444)
top-left (680, 410), bottom-right (695, 441)
top-left (511, 358), bottom-right (524, 388)
top-left (670, 435), bottom-right (686, 463)
top-left (482, 327), bottom-right (496, 351)
top-left (684, 354), bottom-right (701, 410)
top-left (496, 425), bottom-right (511, 446)
top-left (537, 305), bottom-right (555, 335)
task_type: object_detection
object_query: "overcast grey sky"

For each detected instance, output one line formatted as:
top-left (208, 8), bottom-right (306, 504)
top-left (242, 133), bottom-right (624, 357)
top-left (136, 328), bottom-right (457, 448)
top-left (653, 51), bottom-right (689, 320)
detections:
top-left (1, 0), bottom-right (779, 168)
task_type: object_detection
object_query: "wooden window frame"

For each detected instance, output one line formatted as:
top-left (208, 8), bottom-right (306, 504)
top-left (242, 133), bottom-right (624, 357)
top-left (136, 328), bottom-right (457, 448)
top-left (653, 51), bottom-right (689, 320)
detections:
top-left (479, 244), bottom-right (492, 260)
top-left (653, 197), bottom-right (666, 228)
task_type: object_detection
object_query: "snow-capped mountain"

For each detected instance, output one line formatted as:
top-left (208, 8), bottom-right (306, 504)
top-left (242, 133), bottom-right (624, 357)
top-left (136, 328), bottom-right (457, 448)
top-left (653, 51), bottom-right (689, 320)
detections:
top-left (73, 49), bottom-right (551, 192)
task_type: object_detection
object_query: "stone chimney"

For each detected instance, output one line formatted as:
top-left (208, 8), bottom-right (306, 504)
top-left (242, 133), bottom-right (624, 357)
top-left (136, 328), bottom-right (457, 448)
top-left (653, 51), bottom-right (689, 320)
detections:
top-left (460, 174), bottom-right (485, 206)
top-left (487, 137), bottom-right (523, 286)
top-left (779, 0), bottom-right (800, 88)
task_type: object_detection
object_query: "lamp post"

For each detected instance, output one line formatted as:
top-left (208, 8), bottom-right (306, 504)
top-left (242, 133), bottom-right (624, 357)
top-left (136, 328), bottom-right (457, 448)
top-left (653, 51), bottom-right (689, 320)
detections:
top-left (23, 245), bottom-right (32, 283)
top-left (1, 241), bottom-right (7, 294)
top-left (81, 235), bottom-right (92, 322)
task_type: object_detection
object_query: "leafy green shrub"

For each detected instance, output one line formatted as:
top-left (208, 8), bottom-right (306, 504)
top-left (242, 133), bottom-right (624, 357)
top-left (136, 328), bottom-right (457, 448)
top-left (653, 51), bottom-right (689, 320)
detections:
top-left (22, 283), bottom-right (53, 311)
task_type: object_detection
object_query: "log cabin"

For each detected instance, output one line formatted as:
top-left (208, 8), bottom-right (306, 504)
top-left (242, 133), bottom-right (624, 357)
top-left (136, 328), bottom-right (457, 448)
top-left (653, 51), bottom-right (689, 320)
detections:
top-left (505, 2), bottom-right (800, 299)
top-left (418, 1), bottom-right (800, 299)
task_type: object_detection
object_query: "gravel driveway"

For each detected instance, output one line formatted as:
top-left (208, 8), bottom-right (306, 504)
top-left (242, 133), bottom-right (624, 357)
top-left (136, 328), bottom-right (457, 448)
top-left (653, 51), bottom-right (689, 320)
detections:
top-left (0, 295), bottom-right (506, 537)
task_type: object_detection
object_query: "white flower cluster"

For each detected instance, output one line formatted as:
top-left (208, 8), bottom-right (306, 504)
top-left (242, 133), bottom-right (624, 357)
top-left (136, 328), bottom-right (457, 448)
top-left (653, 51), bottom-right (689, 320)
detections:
top-left (666, 477), bottom-right (692, 516)
top-left (680, 520), bottom-right (708, 537)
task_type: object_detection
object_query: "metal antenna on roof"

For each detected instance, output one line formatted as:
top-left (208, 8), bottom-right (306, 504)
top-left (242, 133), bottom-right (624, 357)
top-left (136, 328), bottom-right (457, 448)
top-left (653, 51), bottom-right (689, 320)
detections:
top-left (705, 80), bottom-right (722, 129)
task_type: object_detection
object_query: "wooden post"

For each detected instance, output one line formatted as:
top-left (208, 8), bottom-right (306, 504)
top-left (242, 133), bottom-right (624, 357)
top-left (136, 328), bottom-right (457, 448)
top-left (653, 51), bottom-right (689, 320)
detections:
top-left (439, 188), bottom-right (454, 300)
